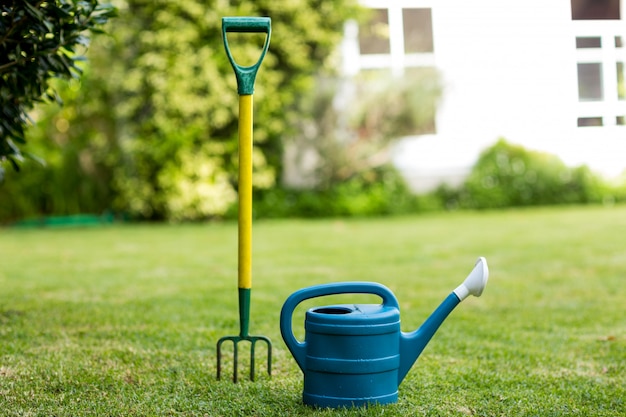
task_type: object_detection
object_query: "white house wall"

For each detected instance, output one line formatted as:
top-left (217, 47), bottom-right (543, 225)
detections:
top-left (353, 0), bottom-right (626, 192)
top-left (434, 2), bottom-right (574, 153)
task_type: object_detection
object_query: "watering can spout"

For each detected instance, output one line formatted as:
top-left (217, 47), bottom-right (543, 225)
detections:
top-left (398, 257), bottom-right (488, 384)
top-left (453, 256), bottom-right (489, 301)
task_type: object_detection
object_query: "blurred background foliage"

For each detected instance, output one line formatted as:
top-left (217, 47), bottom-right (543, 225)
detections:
top-left (1, 0), bottom-right (364, 222)
top-left (0, 0), bottom-right (116, 175)
top-left (435, 139), bottom-right (626, 211)
top-left (1, 1), bottom-right (624, 224)
top-left (283, 68), bottom-right (441, 190)
top-left (255, 139), bottom-right (626, 218)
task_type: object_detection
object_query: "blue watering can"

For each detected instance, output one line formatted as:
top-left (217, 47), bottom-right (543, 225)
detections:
top-left (280, 257), bottom-right (489, 408)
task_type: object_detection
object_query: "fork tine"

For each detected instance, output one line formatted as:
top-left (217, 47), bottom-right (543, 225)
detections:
top-left (233, 339), bottom-right (238, 383)
top-left (216, 336), bottom-right (271, 382)
top-left (216, 338), bottom-right (224, 381)
top-left (265, 338), bottom-right (272, 377)
top-left (258, 337), bottom-right (271, 377)
top-left (250, 340), bottom-right (256, 381)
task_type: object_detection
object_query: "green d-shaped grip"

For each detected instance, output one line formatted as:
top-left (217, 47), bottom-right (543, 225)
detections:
top-left (222, 17), bottom-right (271, 95)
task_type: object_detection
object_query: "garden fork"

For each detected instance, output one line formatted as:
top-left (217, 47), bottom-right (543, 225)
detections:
top-left (216, 16), bottom-right (272, 383)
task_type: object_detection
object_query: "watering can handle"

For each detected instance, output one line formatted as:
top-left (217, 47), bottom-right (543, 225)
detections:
top-left (279, 282), bottom-right (400, 372)
top-left (222, 17), bottom-right (271, 95)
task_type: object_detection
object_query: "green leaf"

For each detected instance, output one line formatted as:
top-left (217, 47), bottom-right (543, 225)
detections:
top-left (23, 2), bottom-right (44, 20)
top-left (7, 155), bottom-right (21, 172)
top-left (0, 0), bottom-right (116, 163)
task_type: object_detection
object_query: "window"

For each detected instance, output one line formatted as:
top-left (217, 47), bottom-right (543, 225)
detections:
top-left (618, 62), bottom-right (625, 100)
top-left (358, 9), bottom-right (390, 54)
top-left (576, 37), bottom-right (602, 48)
top-left (354, 4), bottom-right (435, 76)
top-left (577, 63), bottom-right (604, 101)
top-left (347, 3), bottom-right (438, 135)
top-left (571, 0), bottom-right (625, 127)
top-left (578, 117), bottom-right (604, 127)
top-left (402, 9), bottom-right (434, 53)
top-left (571, 0), bottom-right (620, 20)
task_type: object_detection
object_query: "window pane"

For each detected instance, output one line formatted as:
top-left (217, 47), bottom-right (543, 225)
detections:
top-left (616, 36), bottom-right (623, 48)
top-left (576, 37), bottom-right (602, 48)
top-left (617, 62), bottom-right (625, 100)
top-left (616, 116), bottom-right (625, 125)
top-left (404, 67), bottom-right (438, 134)
top-left (577, 63), bottom-right (604, 101)
top-left (356, 68), bottom-right (393, 80)
top-left (403, 8), bottom-right (434, 53)
top-left (577, 117), bottom-right (603, 127)
top-left (571, 0), bottom-right (620, 20)
top-left (359, 9), bottom-right (390, 54)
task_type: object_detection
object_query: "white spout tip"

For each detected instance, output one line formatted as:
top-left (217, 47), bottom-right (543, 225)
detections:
top-left (453, 257), bottom-right (489, 301)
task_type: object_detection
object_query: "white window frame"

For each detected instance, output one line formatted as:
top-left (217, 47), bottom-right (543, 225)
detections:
top-left (572, 1), bottom-right (626, 127)
top-left (343, 0), bottom-right (436, 76)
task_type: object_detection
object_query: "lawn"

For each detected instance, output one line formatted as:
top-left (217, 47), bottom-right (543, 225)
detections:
top-left (1, 205), bottom-right (624, 416)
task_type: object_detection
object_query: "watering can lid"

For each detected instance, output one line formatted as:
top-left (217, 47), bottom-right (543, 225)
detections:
top-left (306, 303), bottom-right (400, 326)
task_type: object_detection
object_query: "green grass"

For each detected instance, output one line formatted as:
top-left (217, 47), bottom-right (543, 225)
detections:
top-left (1, 205), bottom-right (625, 416)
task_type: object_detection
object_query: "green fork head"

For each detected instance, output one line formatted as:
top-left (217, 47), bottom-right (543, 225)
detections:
top-left (216, 288), bottom-right (272, 382)
top-left (216, 334), bottom-right (272, 382)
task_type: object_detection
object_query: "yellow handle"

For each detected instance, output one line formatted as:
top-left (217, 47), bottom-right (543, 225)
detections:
top-left (238, 94), bottom-right (253, 289)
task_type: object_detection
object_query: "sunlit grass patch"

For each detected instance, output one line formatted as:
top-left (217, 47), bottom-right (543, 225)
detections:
top-left (1, 205), bottom-right (624, 415)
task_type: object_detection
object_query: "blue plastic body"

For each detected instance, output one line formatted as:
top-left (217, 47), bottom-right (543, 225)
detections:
top-left (280, 282), bottom-right (461, 408)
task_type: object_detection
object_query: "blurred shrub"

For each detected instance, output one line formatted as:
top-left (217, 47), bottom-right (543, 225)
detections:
top-left (0, 74), bottom-right (117, 222)
top-left (254, 165), bottom-right (424, 218)
top-left (351, 68), bottom-right (440, 139)
top-left (285, 69), bottom-right (441, 189)
top-left (602, 174), bottom-right (626, 205)
top-left (436, 139), bottom-right (617, 209)
top-left (0, 0), bottom-right (115, 175)
top-left (102, 0), bottom-right (362, 221)
top-left (1, 0), bottom-right (363, 222)
top-left (273, 68), bottom-right (441, 218)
